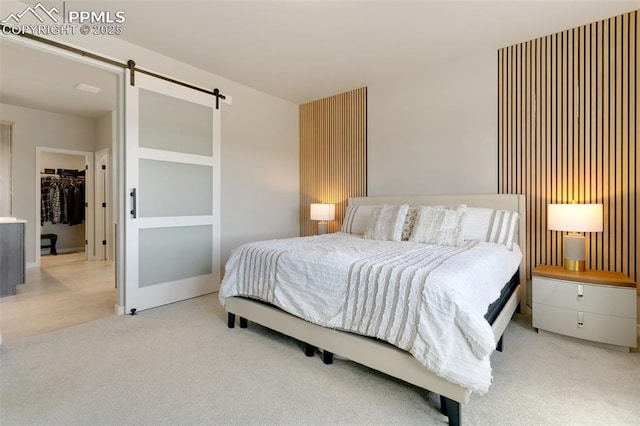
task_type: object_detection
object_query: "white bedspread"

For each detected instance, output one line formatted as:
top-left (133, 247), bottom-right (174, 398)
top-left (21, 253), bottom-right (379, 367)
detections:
top-left (219, 232), bottom-right (521, 394)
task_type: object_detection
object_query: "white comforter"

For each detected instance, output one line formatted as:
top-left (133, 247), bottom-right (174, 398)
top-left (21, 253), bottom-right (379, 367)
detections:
top-left (219, 232), bottom-right (521, 394)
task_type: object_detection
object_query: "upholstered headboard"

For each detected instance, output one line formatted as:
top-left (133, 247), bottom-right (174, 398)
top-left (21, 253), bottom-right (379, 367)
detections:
top-left (348, 194), bottom-right (527, 307)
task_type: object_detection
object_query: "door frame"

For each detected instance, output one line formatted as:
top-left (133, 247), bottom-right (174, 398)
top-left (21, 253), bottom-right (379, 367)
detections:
top-left (94, 147), bottom-right (110, 261)
top-left (2, 34), bottom-right (126, 311)
top-left (2, 33), bottom-right (231, 315)
top-left (35, 147), bottom-right (94, 264)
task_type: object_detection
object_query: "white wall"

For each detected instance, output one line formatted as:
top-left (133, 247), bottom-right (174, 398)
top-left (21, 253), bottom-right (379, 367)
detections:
top-left (367, 49), bottom-right (498, 196)
top-left (23, 11), bottom-right (300, 266)
top-left (221, 84), bottom-right (300, 258)
top-left (0, 103), bottom-right (96, 263)
top-left (95, 112), bottom-right (112, 152)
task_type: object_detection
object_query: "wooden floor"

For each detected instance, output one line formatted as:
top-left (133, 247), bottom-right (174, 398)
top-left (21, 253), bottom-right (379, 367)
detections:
top-left (0, 252), bottom-right (116, 341)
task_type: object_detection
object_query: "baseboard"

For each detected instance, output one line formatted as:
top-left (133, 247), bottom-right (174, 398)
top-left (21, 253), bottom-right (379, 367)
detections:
top-left (114, 304), bottom-right (124, 315)
top-left (41, 247), bottom-right (84, 256)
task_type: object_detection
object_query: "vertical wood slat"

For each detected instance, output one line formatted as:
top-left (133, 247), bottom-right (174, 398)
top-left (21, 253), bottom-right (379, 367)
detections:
top-left (498, 11), bottom-right (638, 288)
top-left (299, 87), bottom-right (367, 236)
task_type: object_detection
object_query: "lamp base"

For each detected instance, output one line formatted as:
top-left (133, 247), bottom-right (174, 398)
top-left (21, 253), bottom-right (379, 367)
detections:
top-left (563, 258), bottom-right (586, 272)
top-left (563, 234), bottom-right (586, 272)
top-left (317, 221), bottom-right (328, 235)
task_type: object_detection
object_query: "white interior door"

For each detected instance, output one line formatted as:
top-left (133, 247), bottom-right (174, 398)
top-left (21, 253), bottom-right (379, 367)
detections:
top-left (124, 72), bottom-right (220, 313)
top-left (95, 148), bottom-right (108, 260)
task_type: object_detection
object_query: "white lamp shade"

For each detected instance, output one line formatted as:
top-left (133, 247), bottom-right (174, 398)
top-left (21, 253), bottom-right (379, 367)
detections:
top-left (547, 203), bottom-right (603, 232)
top-left (310, 203), bottom-right (335, 221)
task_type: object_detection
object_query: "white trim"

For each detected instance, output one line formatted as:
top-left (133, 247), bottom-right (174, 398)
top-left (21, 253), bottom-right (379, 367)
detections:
top-left (129, 274), bottom-right (216, 313)
top-left (220, 94), bottom-right (232, 106)
top-left (114, 83), bottom-right (125, 310)
top-left (136, 73), bottom-right (216, 105)
top-left (135, 216), bottom-right (215, 228)
top-left (95, 148), bottom-right (109, 260)
top-left (137, 147), bottom-right (215, 166)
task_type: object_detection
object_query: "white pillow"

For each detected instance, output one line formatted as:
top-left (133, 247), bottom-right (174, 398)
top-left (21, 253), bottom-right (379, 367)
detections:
top-left (341, 205), bottom-right (378, 234)
top-left (461, 207), bottom-right (519, 250)
top-left (461, 207), bottom-right (495, 241)
top-left (488, 210), bottom-right (519, 250)
top-left (409, 205), bottom-right (467, 246)
top-left (363, 204), bottom-right (410, 241)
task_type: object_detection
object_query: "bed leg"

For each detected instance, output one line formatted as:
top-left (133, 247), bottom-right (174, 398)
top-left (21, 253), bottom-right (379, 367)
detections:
top-left (323, 350), bottom-right (334, 365)
top-left (239, 317), bottom-right (248, 328)
top-left (304, 343), bottom-right (315, 357)
top-left (496, 335), bottom-right (504, 352)
top-left (440, 396), bottom-right (461, 426)
top-left (227, 313), bottom-right (236, 328)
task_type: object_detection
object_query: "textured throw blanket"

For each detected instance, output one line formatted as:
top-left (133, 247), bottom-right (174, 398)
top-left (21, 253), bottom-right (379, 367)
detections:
top-left (219, 233), bottom-right (521, 393)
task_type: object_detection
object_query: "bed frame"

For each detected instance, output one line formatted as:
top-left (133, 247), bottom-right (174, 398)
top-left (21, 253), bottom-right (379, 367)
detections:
top-left (224, 194), bottom-right (526, 426)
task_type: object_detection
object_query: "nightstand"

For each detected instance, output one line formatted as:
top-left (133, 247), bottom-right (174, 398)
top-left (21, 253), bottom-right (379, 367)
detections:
top-left (532, 265), bottom-right (637, 349)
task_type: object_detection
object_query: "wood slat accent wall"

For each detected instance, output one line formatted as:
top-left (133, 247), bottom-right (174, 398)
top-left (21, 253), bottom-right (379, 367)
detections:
top-left (300, 87), bottom-right (367, 236)
top-left (498, 11), bottom-right (638, 286)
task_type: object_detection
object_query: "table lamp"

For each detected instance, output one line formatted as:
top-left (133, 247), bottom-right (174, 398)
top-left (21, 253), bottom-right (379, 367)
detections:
top-left (547, 203), bottom-right (603, 271)
top-left (310, 203), bottom-right (335, 235)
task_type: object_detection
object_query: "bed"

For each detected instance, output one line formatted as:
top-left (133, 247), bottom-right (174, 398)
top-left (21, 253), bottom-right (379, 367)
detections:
top-left (220, 194), bottom-right (526, 426)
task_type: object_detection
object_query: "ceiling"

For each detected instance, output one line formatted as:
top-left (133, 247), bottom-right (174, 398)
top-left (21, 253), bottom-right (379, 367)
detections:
top-left (0, 39), bottom-right (117, 118)
top-left (95, 0), bottom-right (640, 103)
top-left (0, 0), bottom-right (639, 117)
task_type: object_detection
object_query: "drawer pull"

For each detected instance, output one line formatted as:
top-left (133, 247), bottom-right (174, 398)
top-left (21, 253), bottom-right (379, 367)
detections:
top-left (577, 311), bottom-right (584, 328)
top-left (577, 284), bottom-right (584, 301)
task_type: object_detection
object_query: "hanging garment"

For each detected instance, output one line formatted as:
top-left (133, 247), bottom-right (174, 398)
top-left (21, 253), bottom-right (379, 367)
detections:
top-left (51, 184), bottom-right (61, 224)
top-left (70, 183), bottom-right (84, 225)
top-left (40, 179), bottom-right (51, 225)
top-left (40, 176), bottom-right (86, 226)
top-left (60, 186), bottom-right (68, 224)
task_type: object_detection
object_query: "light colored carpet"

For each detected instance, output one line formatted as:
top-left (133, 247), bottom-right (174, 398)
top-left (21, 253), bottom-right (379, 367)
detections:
top-left (1, 294), bottom-right (638, 425)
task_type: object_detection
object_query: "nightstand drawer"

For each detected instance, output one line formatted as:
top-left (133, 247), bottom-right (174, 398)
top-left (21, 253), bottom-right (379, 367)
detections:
top-left (532, 277), bottom-right (636, 317)
top-left (533, 303), bottom-right (637, 347)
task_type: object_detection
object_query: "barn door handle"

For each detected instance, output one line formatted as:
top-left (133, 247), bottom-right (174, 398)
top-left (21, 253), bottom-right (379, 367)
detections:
top-left (130, 188), bottom-right (137, 218)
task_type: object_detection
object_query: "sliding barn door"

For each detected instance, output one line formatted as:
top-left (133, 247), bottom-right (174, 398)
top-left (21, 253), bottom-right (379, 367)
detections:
top-left (124, 72), bottom-right (220, 313)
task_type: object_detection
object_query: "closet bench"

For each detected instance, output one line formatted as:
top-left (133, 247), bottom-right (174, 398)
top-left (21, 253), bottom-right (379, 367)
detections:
top-left (41, 233), bottom-right (58, 255)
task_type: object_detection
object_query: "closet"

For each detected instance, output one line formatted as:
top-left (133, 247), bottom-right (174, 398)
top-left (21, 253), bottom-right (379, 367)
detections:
top-left (39, 152), bottom-right (87, 256)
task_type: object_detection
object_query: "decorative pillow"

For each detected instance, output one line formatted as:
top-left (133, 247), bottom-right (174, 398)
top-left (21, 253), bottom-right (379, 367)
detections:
top-left (341, 205), bottom-right (379, 234)
top-left (363, 204), bottom-right (410, 241)
top-left (461, 208), bottom-right (519, 249)
top-left (488, 210), bottom-right (519, 250)
top-left (461, 207), bottom-right (495, 241)
top-left (401, 207), bottom-right (419, 241)
top-left (408, 205), bottom-right (467, 246)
